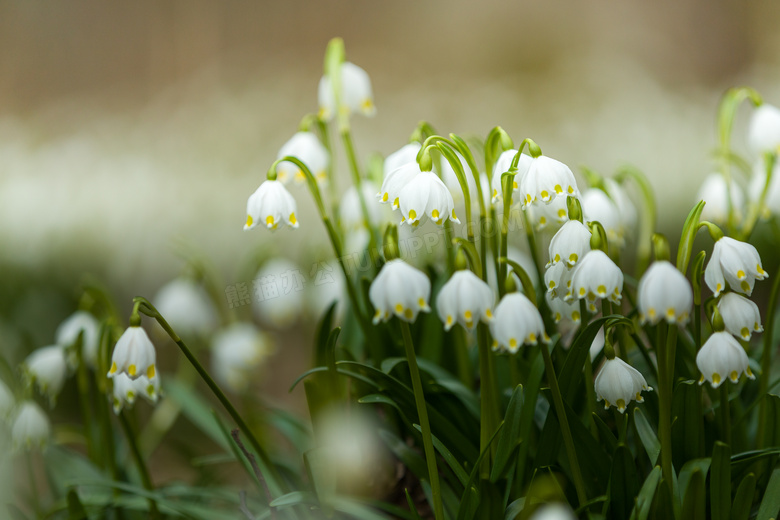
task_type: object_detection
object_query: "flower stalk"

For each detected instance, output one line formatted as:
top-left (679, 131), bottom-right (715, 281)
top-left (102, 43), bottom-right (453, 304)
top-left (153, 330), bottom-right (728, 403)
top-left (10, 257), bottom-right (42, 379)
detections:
top-left (118, 410), bottom-right (161, 519)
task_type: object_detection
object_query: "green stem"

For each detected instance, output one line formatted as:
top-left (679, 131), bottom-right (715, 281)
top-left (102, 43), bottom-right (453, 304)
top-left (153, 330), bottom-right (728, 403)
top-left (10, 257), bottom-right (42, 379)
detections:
top-left (26, 451), bottom-right (40, 517)
top-left (74, 334), bottom-right (95, 461)
top-left (720, 384), bottom-right (731, 446)
top-left (341, 128), bottom-right (379, 251)
top-left (399, 321), bottom-right (444, 520)
top-left (656, 323), bottom-right (675, 499)
top-left (757, 266), bottom-right (780, 448)
top-left (539, 342), bottom-right (588, 506)
top-left (741, 152), bottom-right (776, 240)
top-left (584, 355), bottom-right (599, 437)
top-left (118, 411), bottom-right (161, 519)
top-left (136, 299), bottom-right (285, 496)
top-left (478, 322), bottom-right (499, 477)
top-left (454, 327), bottom-right (472, 389)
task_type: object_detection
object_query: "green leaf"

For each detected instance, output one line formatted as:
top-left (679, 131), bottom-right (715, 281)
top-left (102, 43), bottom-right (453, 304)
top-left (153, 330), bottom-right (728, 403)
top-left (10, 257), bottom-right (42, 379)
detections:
top-left (491, 384), bottom-right (524, 481)
top-left (66, 488), bottom-right (87, 519)
top-left (269, 491), bottom-right (317, 508)
top-left (314, 301), bottom-right (338, 367)
top-left (633, 407), bottom-right (660, 465)
top-left (731, 473), bottom-right (756, 520)
top-left (456, 422), bottom-right (505, 520)
top-left (671, 380), bottom-right (704, 467)
top-left (412, 423), bottom-right (469, 488)
top-left (505, 497), bottom-right (525, 520)
top-left (679, 458), bottom-right (711, 501)
top-left (676, 200), bottom-right (707, 275)
top-left (711, 441), bottom-right (732, 520)
top-left (5, 504), bottom-right (29, 520)
top-left (211, 410), bottom-right (268, 496)
top-left (609, 445), bottom-right (640, 520)
top-left (406, 489), bottom-right (424, 520)
top-left (163, 378), bottom-right (229, 450)
top-left (593, 413), bottom-right (618, 455)
top-left (631, 465), bottom-right (662, 520)
top-left (757, 465), bottom-right (780, 520)
top-left (761, 394), bottom-right (780, 448)
top-left (681, 469), bottom-right (706, 520)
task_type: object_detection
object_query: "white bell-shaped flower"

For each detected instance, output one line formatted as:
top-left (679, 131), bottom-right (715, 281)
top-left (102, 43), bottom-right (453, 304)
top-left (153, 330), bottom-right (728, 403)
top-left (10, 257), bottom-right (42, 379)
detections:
top-left (603, 178), bottom-right (637, 234)
top-left (318, 62), bottom-right (375, 120)
top-left (527, 194), bottom-right (570, 230)
top-left (384, 143), bottom-right (421, 178)
top-left (112, 372), bottom-right (160, 414)
top-left (594, 357), bottom-right (652, 413)
top-left (55, 311), bottom-right (100, 367)
top-left (748, 103), bottom-right (780, 155)
top-left (244, 179), bottom-right (299, 231)
top-left (378, 161), bottom-right (420, 210)
top-left (704, 237), bottom-right (768, 297)
top-left (528, 504), bottom-right (578, 520)
top-left (547, 220), bottom-right (591, 267)
top-left (490, 292), bottom-right (549, 353)
top-left (23, 345), bottom-right (69, 406)
top-left (544, 261), bottom-right (574, 300)
top-left (570, 250), bottom-right (624, 308)
top-left (545, 291), bottom-right (581, 325)
top-left (0, 379), bottom-right (14, 420)
top-left (397, 171), bottom-right (460, 227)
top-left (582, 189), bottom-right (624, 246)
top-left (275, 132), bottom-right (330, 186)
top-left (748, 160), bottom-right (780, 218)
top-left (491, 150), bottom-right (533, 204)
top-left (519, 155), bottom-right (579, 207)
top-left (696, 173), bottom-right (744, 225)
top-left (341, 181), bottom-right (382, 230)
top-left (12, 401), bottom-right (50, 451)
top-left (717, 292), bottom-right (763, 341)
top-left (441, 149), bottom-right (477, 204)
top-left (108, 326), bottom-right (157, 381)
top-left (637, 260), bottom-right (693, 325)
top-left (211, 323), bottom-right (272, 393)
top-left (696, 331), bottom-right (755, 388)
top-left (252, 258), bottom-right (305, 328)
top-left (369, 259), bottom-right (431, 323)
top-left (436, 270), bottom-right (494, 331)
top-left (153, 278), bottom-right (217, 337)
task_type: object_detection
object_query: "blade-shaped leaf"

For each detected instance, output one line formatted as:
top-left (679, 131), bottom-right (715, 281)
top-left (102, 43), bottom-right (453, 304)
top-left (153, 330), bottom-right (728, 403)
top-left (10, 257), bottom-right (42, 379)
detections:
top-left (711, 441), bottom-right (731, 520)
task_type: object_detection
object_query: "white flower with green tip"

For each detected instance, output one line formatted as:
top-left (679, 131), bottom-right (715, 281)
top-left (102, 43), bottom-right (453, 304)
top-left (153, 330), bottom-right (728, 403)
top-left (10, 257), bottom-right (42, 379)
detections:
top-left (637, 260), bottom-right (693, 325)
top-left (436, 270), bottom-right (494, 332)
top-left (717, 292), bottom-right (763, 341)
top-left (490, 149), bottom-right (532, 204)
top-left (594, 357), bottom-right (652, 413)
top-left (397, 171), bottom-right (460, 227)
top-left (23, 345), bottom-right (69, 406)
top-left (154, 278), bottom-right (217, 337)
top-left (108, 326), bottom-right (157, 381)
top-left (696, 331), bottom-right (755, 388)
top-left (704, 237), bottom-right (767, 297)
top-left (519, 155), bottom-right (579, 207)
top-left (244, 179), bottom-right (299, 231)
top-left (569, 250), bottom-right (624, 308)
top-left (112, 372), bottom-right (160, 414)
top-left (548, 220), bottom-right (591, 268)
top-left (696, 173), bottom-right (744, 225)
top-left (582, 188), bottom-right (623, 246)
top-left (748, 103), bottom-right (780, 154)
top-left (12, 401), bottom-right (50, 451)
top-left (369, 259), bottom-right (431, 323)
top-left (490, 292), bottom-right (549, 353)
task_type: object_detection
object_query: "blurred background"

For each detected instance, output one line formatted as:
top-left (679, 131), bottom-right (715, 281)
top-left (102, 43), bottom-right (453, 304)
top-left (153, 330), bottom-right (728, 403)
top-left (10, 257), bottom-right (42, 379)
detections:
top-left (1, 0), bottom-right (780, 416)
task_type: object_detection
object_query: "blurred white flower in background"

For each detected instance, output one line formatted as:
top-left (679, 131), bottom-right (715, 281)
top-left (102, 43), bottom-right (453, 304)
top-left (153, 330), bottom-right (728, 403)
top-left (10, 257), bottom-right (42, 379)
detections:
top-left (581, 188), bottom-right (624, 246)
top-left (440, 149), bottom-right (477, 204)
top-left (748, 160), bottom-right (780, 218)
top-left (340, 181), bottom-right (382, 230)
top-left (528, 503), bottom-right (578, 520)
top-left (153, 278), bottom-right (217, 337)
top-left (318, 62), bottom-right (375, 120)
top-left (306, 263), bottom-right (346, 321)
top-left (603, 178), bottom-right (637, 234)
top-left (275, 131), bottom-right (329, 186)
top-left (696, 173), bottom-right (744, 225)
top-left (211, 323), bottom-right (272, 393)
top-left (491, 149), bottom-right (531, 204)
top-left (55, 311), bottom-right (101, 368)
top-left (382, 143), bottom-right (420, 179)
top-left (11, 401), bottom-right (50, 451)
top-left (252, 258), bottom-right (305, 328)
top-left (748, 103), bottom-right (780, 155)
top-left (22, 345), bottom-right (69, 406)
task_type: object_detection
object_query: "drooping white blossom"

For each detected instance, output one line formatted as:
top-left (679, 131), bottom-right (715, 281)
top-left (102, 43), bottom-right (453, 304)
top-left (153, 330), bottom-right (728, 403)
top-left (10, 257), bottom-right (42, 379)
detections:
top-left (704, 237), bottom-right (768, 297)
top-left (23, 345), bottom-right (69, 406)
top-left (594, 357), bottom-right (652, 413)
top-left (244, 179), bottom-right (299, 231)
top-left (527, 194), bottom-right (570, 230)
top-left (544, 261), bottom-right (574, 301)
top-left (696, 331), bottom-right (755, 388)
top-left (108, 326), bottom-right (157, 381)
top-left (275, 132), bottom-right (330, 186)
top-left (748, 103), bottom-right (780, 155)
top-left (603, 178), bottom-right (637, 234)
top-left (378, 161), bottom-right (420, 210)
top-left (519, 155), bottom-right (579, 207)
top-left (318, 62), bottom-right (375, 120)
top-left (528, 504), bottom-right (578, 520)
top-left (545, 291), bottom-right (581, 325)
top-left (383, 143), bottom-right (421, 179)
top-left (570, 250), bottom-right (624, 311)
top-left (491, 149), bottom-right (532, 204)
top-left (111, 372), bottom-right (160, 414)
top-left (211, 323), bottom-right (272, 393)
top-left (55, 311), bottom-right (100, 367)
top-left (397, 171), bottom-right (460, 227)
top-left (436, 270), bottom-right (494, 331)
top-left (696, 173), bottom-right (745, 225)
top-left (490, 292), bottom-right (549, 353)
top-left (637, 260), bottom-right (693, 325)
top-left (547, 220), bottom-right (591, 268)
top-left (369, 259), bottom-right (431, 323)
top-left (717, 292), bottom-right (763, 341)
top-left (12, 401), bottom-right (50, 451)
top-left (153, 278), bottom-right (217, 337)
